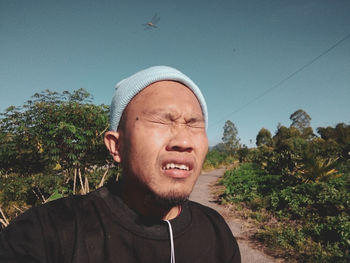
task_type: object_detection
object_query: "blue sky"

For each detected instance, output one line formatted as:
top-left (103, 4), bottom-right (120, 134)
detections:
top-left (1, 0), bottom-right (349, 146)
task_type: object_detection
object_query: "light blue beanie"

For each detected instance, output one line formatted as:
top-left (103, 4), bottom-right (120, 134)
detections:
top-left (110, 65), bottom-right (208, 131)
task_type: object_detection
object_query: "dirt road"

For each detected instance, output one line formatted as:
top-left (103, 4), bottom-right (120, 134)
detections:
top-left (190, 168), bottom-right (283, 263)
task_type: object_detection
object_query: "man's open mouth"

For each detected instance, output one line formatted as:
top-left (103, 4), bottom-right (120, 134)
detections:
top-left (162, 163), bottom-right (190, 171)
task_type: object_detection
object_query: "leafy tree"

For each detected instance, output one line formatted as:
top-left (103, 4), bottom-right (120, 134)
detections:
top-left (212, 142), bottom-right (227, 153)
top-left (0, 89), bottom-right (115, 214)
top-left (256, 128), bottom-right (273, 147)
top-left (237, 145), bottom-right (249, 163)
top-left (301, 126), bottom-right (314, 140)
top-left (222, 120), bottom-right (240, 155)
top-left (258, 125), bottom-right (307, 179)
top-left (317, 123), bottom-right (350, 161)
top-left (273, 125), bottom-right (301, 149)
top-left (289, 109), bottom-right (311, 134)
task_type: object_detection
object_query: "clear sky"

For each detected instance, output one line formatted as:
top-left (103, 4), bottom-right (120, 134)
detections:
top-left (1, 0), bottom-right (349, 147)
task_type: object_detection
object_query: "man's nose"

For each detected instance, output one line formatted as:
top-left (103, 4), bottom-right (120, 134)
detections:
top-left (165, 125), bottom-right (193, 152)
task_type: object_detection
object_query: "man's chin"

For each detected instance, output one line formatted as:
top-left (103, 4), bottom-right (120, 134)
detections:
top-left (151, 190), bottom-right (189, 209)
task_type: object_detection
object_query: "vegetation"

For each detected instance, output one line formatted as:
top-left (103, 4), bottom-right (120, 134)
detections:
top-left (1, 93), bottom-right (349, 263)
top-left (203, 120), bottom-right (242, 171)
top-left (203, 149), bottom-right (229, 170)
top-left (221, 164), bottom-right (350, 262)
top-left (0, 89), bottom-right (120, 229)
top-left (219, 109), bottom-right (350, 262)
top-left (289, 109), bottom-right (312, 134)
top-left (222, 120), bottom-right (240, 155)
top-left (256, 128), bottom-right (273, 147)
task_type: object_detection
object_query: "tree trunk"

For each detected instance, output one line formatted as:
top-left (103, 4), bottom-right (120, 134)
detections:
top-left (84, 174), bottom-right (89, 193)
top-left (78, 168), bottom-right (85, 194)
top-left (98, 168), bottom-right (109, 188)
top-left (73, 168), bottom-right (77, 195)
top-left (0, 206), bottom-right (9, 228)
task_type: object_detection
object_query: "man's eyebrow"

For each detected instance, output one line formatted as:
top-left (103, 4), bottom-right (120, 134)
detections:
top-left (186, 116), bottom-right (205, 123)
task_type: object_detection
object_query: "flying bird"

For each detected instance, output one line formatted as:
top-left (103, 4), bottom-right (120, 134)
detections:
top-left (143, 13), bottom-right (160, 30)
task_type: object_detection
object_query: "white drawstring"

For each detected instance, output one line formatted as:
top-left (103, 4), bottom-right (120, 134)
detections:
top-left (164, 220), bottom-right (175, 263)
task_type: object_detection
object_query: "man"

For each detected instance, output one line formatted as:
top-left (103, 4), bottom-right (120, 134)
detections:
top-left (0, 66), bottom-right (241, 262)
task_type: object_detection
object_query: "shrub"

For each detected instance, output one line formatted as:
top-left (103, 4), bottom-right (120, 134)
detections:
top-left (221, 163), bottom-right (285, 203)
top-left (220, 163), bottom-right (263, 202)
top-left (220, 164), bottom-right (350, 262)
top-left (203, 149), bottom-right (231, 170)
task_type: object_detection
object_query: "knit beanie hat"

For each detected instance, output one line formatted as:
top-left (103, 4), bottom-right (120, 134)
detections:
top-left (109, 65), bottom-right (208, 131)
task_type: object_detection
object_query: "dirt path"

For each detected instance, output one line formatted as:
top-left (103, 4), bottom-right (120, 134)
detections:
top-left (190, 168), bottom-right (283, 263)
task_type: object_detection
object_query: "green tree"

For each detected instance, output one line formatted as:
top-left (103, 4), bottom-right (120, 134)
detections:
top-left (273, 125), bottom-right (301, 148)
top-left (265, 125), bottom-right (307, 178)
top-left (256, 128), bottom-right (273, 147)
top-left (0, 89), bottom-right (114, 209)
top-left (290, 109), bottom-right (311, 134)
top-left (317, 123), bottom-right (350, 161)
top-left (212, 142), bottom-right (227, 153)
top-left (237, 145), bottom-right (249, 163)
top-left (222, 120), bottom-right (240, 155)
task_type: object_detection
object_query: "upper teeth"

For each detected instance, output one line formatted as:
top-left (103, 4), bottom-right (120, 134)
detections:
top-left (163, 163), bottom-right (189, 171)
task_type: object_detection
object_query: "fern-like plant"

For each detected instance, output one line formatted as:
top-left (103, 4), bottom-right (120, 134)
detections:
top-left (297, 152), bottom-right (342, 183)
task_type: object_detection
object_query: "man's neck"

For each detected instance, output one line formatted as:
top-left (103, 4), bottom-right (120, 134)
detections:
top-left (118, 180), bottom-right (181, 220)
top-left (162, 205), bottom-right (181, 220)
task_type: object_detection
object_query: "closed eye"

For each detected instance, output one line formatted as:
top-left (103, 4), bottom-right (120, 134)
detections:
top-left (142, 110), bottom-right (205, 128)
top-left (185, 118), bottom-right (206, 129)
top-left (143, 113), bottom-right (173, 125)
top-left (149, 119), bottom-right (172, 125)
top-left (186, 122), bottom-right (205, 129)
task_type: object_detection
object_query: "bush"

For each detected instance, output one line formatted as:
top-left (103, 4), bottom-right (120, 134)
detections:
top-left (256, 224), bottom-right (349, 263)
top-left (221, 163), bottom-right (284, 203)
top-left (220, 163), bottom-right (263, 202)
top-left (221, 164), bottom-right (350, 262)
top-left (0, 166), bottom-right (121, 228)
top-left (203, 149), bottom-right (230, 170)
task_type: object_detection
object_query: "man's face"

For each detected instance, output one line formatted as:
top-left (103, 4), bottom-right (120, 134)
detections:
top-left (118, 80), bottom-right (208, 204)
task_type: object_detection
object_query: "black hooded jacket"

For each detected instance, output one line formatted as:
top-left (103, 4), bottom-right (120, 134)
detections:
top-left (0, 182), bottom-right (241, 263)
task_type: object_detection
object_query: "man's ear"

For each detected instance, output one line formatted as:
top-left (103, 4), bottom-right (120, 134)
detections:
top-left (104, 131), bottom-right (122, 163)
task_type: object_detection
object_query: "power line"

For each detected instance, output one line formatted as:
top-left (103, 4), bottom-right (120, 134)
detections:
top-left (209, 32), bottom-right (350, 128)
